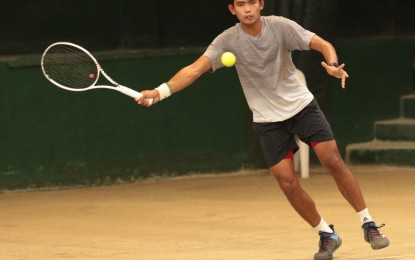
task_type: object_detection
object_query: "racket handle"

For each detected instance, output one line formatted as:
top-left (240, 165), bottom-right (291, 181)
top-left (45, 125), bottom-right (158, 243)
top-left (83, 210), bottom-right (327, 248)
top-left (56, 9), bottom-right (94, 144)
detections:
top-left (119, 85), bottom-right (142, 99)
top-left (119, 86), bottom-right (153, 105)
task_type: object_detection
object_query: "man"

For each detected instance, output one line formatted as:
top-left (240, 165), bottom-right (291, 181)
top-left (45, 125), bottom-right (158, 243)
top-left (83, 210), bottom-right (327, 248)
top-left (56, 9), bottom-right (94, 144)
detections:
top-left (137, 0), bottom-right (390, 259)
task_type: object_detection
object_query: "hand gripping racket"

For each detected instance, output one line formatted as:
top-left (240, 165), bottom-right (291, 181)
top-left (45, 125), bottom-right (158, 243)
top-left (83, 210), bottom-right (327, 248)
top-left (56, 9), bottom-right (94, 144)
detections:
top-left (41, 42), bottom-right (152, 103)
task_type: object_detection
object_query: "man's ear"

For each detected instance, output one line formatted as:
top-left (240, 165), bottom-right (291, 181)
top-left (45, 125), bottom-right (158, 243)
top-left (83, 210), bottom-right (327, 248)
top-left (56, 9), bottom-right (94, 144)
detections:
top-left (228, 4), bottom-right (236, 15)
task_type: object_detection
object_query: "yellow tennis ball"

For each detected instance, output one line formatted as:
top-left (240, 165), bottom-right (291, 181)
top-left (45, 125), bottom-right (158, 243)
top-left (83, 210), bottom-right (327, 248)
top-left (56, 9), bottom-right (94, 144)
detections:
top-left (221, 52), bottom-right (236, 67)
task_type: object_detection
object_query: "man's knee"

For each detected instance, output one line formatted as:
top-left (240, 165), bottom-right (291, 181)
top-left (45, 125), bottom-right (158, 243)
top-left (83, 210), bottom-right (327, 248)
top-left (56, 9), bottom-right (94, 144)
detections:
top-left (314, 141), bottom-right (346, 171)
top-left (271, 166), bottom-right (300, 193)
top-left (322, 153), bottom-right (345, 171)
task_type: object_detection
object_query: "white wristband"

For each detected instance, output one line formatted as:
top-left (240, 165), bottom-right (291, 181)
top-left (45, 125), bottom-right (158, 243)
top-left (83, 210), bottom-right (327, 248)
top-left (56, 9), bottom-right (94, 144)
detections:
top-left (155, 83), bottom-right (172, 101)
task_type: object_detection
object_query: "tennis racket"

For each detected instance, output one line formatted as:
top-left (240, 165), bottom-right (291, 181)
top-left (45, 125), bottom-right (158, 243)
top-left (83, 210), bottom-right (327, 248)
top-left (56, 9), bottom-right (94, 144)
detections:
top-left (41, 42), bottom-right (152, 103)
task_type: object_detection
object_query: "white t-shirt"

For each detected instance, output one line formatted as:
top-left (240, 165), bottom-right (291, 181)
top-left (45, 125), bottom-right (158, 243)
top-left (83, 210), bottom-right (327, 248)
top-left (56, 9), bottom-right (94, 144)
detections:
top-left (203, 16), bottom-right (315, 123)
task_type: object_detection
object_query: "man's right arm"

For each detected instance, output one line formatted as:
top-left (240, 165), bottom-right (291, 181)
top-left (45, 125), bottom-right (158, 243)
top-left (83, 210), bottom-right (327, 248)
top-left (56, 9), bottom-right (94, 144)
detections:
top-left (137, 56), bottom-right (212, 106)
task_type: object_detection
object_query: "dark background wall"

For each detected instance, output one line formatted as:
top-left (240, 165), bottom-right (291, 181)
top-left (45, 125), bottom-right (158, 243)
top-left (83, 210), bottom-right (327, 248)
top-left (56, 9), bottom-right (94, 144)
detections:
top-left (0, 0), bottom-right (414, 190)
top-left (0, 1), bottom-right (236, 54)
top-left (1, 0), bottom-right (413, 55)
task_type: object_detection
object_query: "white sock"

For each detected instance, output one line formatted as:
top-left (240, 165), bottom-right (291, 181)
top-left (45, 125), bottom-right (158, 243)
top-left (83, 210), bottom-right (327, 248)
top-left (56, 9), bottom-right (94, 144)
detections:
top-left (313, 218), bottom-right (333, 234)
top-left (357, 208), bottom-right (373, 225)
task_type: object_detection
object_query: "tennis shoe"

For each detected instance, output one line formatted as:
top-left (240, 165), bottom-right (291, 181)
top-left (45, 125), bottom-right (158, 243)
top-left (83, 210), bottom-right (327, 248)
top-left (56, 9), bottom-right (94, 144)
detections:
top-left (362, 221), bottom-right (390, 249)
top-left (314, 225), bottom-right (342, 260)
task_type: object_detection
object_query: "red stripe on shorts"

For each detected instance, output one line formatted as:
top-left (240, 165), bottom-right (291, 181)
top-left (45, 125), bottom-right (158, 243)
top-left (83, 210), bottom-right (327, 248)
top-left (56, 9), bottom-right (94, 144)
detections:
top-left (284, 150), bottom-right (294, 160)
top-left (310, 141), bottom-right (320, 148)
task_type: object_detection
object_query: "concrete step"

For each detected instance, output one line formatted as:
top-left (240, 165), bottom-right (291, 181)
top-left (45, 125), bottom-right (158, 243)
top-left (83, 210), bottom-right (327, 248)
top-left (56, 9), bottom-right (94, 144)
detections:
top-left (345, 140), bottom-right (415, 166)
top-left (401, 94), bottom-right (415, 118)
top-left (374, 118), bottom-right (415, 141)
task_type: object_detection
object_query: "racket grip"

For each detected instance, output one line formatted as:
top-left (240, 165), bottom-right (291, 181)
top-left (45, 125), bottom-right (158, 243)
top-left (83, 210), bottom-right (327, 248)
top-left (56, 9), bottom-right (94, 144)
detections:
top-left (119, 86), bottom-right (153, 105)
top-left (119, 86), bottom-right (142, 99)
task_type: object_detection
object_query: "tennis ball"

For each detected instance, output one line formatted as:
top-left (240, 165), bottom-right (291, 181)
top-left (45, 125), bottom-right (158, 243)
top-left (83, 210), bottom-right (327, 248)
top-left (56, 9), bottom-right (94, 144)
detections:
top-left (221, 52), bottom-right (236, 67)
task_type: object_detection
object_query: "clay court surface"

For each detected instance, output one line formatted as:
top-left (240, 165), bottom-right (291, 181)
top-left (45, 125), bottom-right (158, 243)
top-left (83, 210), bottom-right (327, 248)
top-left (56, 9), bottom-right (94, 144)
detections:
top-left (0, 166), bottom-right (414, 259)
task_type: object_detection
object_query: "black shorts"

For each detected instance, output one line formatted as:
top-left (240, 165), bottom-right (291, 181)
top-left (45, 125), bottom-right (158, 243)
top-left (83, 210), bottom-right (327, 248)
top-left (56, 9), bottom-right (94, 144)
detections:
top-left (252, 98), bottom-right (335, 168)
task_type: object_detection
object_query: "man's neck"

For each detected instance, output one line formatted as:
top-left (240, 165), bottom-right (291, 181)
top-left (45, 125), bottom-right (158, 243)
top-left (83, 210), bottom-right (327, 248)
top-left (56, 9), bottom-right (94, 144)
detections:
top-left (241, 17), bottom-right (263, 37)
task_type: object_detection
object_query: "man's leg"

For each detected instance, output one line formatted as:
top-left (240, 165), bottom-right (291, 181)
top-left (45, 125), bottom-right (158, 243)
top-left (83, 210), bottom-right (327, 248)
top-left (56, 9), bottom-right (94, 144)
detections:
top-left (253, 119), bottom-right (341, 259)
top-left (313, 140), bottom-right (390, 250)
top-left (313, 140), bottom-right (366, 212)
top-left (270, 156), bottom-right (321, 227)
top-left (270, 154), bottom-right (342, 260)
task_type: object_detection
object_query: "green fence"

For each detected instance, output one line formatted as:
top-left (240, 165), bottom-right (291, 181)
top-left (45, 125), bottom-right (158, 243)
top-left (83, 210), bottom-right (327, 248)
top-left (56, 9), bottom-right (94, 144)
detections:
top-left (326, 39), bottom-right (413, 155)
top-left (0, 39), bottom-right (413, 190)
top-left (0, 48), bottom-right (264, 190)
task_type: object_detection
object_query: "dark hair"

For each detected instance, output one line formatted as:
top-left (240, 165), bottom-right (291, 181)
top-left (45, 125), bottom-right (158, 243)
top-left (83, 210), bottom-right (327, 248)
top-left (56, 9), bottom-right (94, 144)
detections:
top-left (228, 0), bottom-right (262, 5)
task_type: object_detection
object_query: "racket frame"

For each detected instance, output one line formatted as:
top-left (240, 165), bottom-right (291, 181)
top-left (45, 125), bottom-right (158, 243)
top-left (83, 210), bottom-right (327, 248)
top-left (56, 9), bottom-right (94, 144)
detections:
top-left (41, 42), bottom-right (144, 99)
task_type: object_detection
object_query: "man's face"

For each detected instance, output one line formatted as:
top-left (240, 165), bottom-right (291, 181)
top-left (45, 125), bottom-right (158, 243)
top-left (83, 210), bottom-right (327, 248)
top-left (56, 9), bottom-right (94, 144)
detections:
top-left (228, 0), bottom-right (264, 25)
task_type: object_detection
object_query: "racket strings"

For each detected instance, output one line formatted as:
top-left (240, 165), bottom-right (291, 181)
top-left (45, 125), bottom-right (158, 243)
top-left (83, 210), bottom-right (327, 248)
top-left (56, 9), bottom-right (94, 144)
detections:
top-left (42, 45), bottom-right (98, 89)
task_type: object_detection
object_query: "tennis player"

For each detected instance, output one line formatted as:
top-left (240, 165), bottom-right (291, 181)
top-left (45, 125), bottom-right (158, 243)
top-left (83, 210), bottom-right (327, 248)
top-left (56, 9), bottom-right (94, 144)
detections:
top-left (137, 0), bottom-right (390, 259)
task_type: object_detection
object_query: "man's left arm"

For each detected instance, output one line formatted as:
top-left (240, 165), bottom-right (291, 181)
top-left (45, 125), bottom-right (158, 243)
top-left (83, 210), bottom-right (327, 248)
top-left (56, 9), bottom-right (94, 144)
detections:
top-left (309, 35), bottom-right (349, 89)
